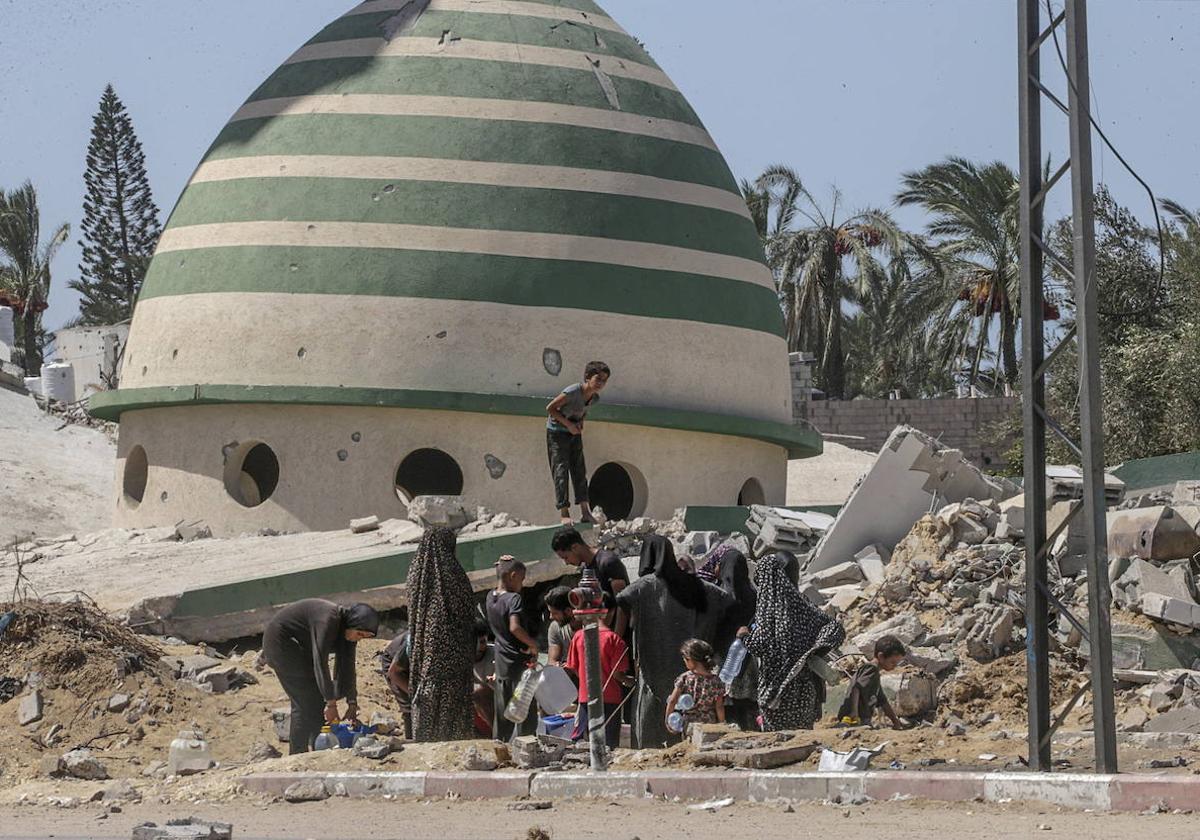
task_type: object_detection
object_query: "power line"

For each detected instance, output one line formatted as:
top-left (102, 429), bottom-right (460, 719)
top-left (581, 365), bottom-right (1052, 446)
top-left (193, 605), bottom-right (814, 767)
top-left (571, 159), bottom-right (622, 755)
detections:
top-left (1044, 0), bottom-right (1168, 318)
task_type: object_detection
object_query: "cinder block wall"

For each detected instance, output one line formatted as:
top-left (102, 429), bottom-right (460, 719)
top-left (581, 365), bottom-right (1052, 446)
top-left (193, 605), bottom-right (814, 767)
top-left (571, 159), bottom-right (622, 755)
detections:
top-left (787, 355), bottom-right (1019, 469)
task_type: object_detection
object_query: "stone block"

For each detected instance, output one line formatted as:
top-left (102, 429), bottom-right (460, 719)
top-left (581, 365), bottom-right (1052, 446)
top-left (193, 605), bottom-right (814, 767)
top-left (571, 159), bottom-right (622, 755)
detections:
top-left (406, 495), bottom-right (474, 530)
top-left (271, 707), bottom-right (291, 742)
top-left (178, 654), bottom-right (222, 677)
top-left (854, 545), bottom-right (889, 585)
top-left (1140, 592), bottom-right (1200, 629)
top-left (822, 585), bottom-right (865, 612)
top-left (107, 693), bottom-right (130, 713)
top-left (196, 665), bottom-right (237, 694)
top-left (283, 778), bottom-right (330, 802)
top-left (904, 646), bottom-right (957, 676)
top-left (349, 515), bottom-right (380, 533)
top-left (18, 690), bottom-right (43, 725)
top-left (851, 614), bottom-right (926, 653)
top-left (810, 561), bottom-right (864, 589)
top-left (351, 735), bottom-right (391, 759)
top-left (61, 749), bottom-right (108, 780)
top-left (131, 818), bottom-right (232, 840)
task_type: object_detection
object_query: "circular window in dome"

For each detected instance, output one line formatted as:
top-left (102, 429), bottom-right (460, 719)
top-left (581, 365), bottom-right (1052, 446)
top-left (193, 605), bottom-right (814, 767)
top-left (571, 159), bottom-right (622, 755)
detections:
top-left (395, 448), bottom-right (464, 503)
top-left (737, 478), bottom-right (766, 506)
top-left (588, 462), bottom-right (648, 522)
top-left (123, 445), bottom-right (149, 507)
top-left (223, 441), bottom-right (280, 508)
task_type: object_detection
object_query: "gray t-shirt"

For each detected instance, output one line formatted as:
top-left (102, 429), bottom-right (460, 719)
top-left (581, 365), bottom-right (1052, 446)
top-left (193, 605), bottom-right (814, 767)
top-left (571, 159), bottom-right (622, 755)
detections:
top-left (547, 620), bottom-right (575, 662)
top-left (547, 383), bottom-right (600, 433)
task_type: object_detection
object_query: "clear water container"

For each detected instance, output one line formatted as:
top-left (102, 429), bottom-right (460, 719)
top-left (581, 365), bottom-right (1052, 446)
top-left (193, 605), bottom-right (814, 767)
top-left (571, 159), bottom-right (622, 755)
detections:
top-left (504, 665), bottom-right (543, 724)
top-left (676, 693), bottom-right (695, 712)
top-left (535, 665), bottom-right (577, 714)
top-left (313, 726), bottom-right (340, 751)
top-left (719, 635), bottom-right (750, 684)
top-left (667, 712), bottom-right (685, 733)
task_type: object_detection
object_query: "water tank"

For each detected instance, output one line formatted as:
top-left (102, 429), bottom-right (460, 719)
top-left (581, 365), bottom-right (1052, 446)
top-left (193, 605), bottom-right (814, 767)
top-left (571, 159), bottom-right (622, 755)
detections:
top-left (40, 362), bottom-right (75, 403)
top-left (23, 376), bottom-right (42, 395)
top-left (0, 306), bottom-right (14, 348)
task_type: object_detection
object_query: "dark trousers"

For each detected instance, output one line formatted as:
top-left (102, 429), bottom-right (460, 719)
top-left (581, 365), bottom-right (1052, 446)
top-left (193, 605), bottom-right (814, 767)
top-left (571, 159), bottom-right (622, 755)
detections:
top-left (275, 663), bottom-right (326, 755)
top-left (728, 698), bottom-right (761, 731)
top-left (546, 429), bottom-right (588, 510)
top-left (494, 672), bottom-right (538, 742)
top-left (572, 701), bottom-right (623, 748)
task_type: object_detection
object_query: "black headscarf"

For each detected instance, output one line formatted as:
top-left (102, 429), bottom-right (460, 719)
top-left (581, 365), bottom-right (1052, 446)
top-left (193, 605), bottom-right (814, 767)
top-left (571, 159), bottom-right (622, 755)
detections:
top-left (704, 545), bottom-right (756, 651)
top-left (342, 603), bottom-right (380, 636)
top-left (638, 535), bottom-right (706, 611)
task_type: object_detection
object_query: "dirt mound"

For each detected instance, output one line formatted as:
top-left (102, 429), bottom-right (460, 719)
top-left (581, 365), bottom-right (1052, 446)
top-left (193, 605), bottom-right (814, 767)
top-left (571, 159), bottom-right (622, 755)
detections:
top-left (0, 600), bottom-right (162, 695)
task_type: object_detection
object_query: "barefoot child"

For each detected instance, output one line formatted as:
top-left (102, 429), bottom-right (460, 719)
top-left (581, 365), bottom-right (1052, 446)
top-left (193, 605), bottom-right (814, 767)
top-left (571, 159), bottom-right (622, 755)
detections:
top-left (837, 634), bottom-right (908, 729)
top-left (666, 639), bottom-right (725, 731)
top-left (546, 361), bottom-right (610, 525)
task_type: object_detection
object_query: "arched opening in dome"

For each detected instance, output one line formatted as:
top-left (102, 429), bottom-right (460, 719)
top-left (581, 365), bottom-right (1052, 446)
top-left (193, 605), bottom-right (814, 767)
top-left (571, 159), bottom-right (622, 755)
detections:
top-left (395, 448), bottom-right (464, 504)
top-left (589, 462), bottom-right (647, 522)
top-left (737, 477), bottom-right (766, 507)
top-left (224, 441), bottom-right (280, 508)
top-left (123, 445), bottom-right (148, 507)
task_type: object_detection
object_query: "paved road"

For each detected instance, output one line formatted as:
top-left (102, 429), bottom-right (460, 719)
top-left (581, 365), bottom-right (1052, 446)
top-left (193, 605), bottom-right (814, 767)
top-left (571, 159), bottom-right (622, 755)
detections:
top-left (2, 798), bottom-right (1198, 840)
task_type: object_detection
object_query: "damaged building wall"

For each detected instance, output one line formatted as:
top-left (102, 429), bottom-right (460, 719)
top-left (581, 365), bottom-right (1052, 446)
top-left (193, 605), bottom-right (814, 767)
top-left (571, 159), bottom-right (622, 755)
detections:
top-left (807, 426), bottom-right (1017, 572)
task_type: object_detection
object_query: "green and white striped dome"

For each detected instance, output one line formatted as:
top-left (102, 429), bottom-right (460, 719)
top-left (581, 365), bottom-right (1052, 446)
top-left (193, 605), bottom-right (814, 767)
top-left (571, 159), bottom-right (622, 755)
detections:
top-left (97, 0), bottom-right (811, 455)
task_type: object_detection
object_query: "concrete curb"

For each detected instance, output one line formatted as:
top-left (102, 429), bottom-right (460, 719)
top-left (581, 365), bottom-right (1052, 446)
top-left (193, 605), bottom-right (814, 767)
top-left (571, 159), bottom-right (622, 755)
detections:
top-left (238, 769), bottom-right (1200, 813)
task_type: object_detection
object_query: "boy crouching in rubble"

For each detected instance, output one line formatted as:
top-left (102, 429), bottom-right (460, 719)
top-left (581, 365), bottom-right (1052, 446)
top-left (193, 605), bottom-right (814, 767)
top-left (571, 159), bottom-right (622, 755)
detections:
top-left (836, 634), bottom-right (909, 729)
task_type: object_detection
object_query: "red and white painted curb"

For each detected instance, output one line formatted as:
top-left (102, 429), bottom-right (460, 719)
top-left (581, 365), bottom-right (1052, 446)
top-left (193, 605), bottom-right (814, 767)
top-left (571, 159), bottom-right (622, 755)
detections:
top-left (238, 769), bottom-right (1200, 813)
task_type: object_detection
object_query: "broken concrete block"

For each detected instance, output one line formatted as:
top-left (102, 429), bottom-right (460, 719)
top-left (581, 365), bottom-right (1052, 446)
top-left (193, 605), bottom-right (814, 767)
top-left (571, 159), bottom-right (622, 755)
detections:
top-left (38, 754), bottom-right (64, 777)
top-left (1146, 705), bottom-right (1200, 734)
top-left (351, 735), bottom-right (391, 759)
top-left (952, 516), bottom-right (989, 546)
top-left (965, 606), bottom-right (1017, 661)
top-left (61, 749), bottom-right (108, 780)
top-left (798, 581), bottom-right (826, 607)
top-left (1118, 707), bottom-right (1151, 732)
top-left (822, 585), bottom-right (865, 612)
top-left (18, 690), bottom-right (43, 725)
top-left (1109, 506), bottom-right (1200, 561)
top-left (132, 818), bottom-right (233, 840)
top-left (196, 665), bottom-right (237, 694)
top-left (854, 545), bottom-right (890, 585)
top-left (107, 693), bottom-right (130, 713)
top-left (1047, 465), bottom-right (1125, 507)
top-left (100, 779), bottom-right (141, 802)
top-left (881, 671), bottom-right (938, 717)
top-left (684, 531), bottom-right (721, 557)
top-left (406, 495), bottom-right (474, 530)
top-left (904, 646), bottom-right (957, 676)
top-left (173, 520), bottom-right (212, 542)
top-left (810, 426), bottom-right (1018, 572)
top-left (350, 515), bottom-right (380, 534)
top-left (463, 745), bottom-right (498, 771)
top-left (245, 741), bottom-right (281, 763)
top-left (851, 614), bottom-right (926, 653)
top-left (1140, 592), bottom-right (1200, 629)
top-left (809, 561), bottom-right (864, 589)
top-left (271, 707), bottom-right (291, 742)
top-left (284, 778), bottom-right (330, 802)
top-left (178, 655), bottom-right (221, 677)
top-left (1113, 558), bottom-right (1195, 610)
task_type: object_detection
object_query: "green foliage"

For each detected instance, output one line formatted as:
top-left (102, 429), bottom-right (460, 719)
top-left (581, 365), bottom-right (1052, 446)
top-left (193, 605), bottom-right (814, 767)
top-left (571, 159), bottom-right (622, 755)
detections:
top-left (0, 182), bottom-right (69, 372)
top-left (70, 85), bottom-right (161, 325)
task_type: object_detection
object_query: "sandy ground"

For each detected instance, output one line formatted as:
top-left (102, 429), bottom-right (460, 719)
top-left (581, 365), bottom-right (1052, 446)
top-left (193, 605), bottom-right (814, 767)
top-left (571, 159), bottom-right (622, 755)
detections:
top-left (1, 798), bottom-right (1197, 840)
top-left (787, 441), bottom-right (875, 507)
top-left (0, 388), bottom-right (115, 542)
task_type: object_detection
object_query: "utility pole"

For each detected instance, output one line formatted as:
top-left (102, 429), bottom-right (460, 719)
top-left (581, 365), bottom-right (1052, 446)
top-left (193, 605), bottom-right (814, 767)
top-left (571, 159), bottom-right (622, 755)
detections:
top-left (1017, 0), bottom-right (1118, 774)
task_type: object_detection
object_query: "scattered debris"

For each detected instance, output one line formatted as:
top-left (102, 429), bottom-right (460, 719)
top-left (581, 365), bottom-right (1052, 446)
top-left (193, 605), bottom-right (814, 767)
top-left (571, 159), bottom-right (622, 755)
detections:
top-left (283, 778), bottom-right (330, 803)
top-left (688, 796), bottom-right (735, 812)
top-left (349, 515), bottom-right (380, 534)
top-left (131, 817), bottom-right (233, 840)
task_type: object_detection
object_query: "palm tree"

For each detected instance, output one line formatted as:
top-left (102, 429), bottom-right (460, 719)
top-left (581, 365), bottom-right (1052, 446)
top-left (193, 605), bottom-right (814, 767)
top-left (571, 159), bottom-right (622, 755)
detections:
top-left (0, 182), bottom-right (70, 373)
top-left (896, 157), bottom-right (1022, 389)
top-left (743, 165), bottom-right (910, 399)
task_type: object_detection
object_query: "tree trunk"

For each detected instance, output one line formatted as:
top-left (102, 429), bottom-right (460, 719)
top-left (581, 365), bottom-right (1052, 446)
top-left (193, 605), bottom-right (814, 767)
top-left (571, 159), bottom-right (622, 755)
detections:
top-left (1001, 305), bottom-right (1020, 388)
top-left (22, 306), bottom-right (40, 374)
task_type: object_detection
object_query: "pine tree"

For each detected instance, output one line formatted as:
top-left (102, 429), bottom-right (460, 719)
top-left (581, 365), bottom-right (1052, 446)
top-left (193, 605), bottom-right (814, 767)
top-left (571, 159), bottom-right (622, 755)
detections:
top-left (70, 85), bottom-right (162, 325)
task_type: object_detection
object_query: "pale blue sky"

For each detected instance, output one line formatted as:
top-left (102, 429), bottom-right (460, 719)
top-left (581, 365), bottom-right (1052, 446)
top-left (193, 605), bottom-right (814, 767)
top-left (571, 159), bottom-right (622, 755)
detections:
top-left (1, 1), bottom-right (1197, 331)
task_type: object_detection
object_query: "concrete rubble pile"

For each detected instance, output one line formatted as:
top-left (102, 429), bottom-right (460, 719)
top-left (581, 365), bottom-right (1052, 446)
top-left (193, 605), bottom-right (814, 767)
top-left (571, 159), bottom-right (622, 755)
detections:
top-left (809, 425), bottom-right (1200, 734)
top-left (404, 494), bottom-right (535, 535)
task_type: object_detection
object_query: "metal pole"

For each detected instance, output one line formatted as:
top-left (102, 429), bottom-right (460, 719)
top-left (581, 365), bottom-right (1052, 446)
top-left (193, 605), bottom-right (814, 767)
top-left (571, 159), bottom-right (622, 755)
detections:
top-left (582, 616), bottom-right (608, 771)
top-left (1064, 0), bottom-right (1118, 774)
top-left (1018, 0), bottom-right (1052, 773)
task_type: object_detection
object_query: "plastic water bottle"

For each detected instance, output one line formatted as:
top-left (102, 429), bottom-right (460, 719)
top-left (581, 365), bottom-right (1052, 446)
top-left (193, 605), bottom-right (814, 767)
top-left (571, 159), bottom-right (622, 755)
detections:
top-left (667, 711), bottom-right (685, 733)
top-left (313, 726), bottom-right (339, 751)
top-left (719, 635), bottom-right (750, 684)
top-left (676, 693), bottom-right (695, 712)
top-left (504, 665), bottom-right (543, 724)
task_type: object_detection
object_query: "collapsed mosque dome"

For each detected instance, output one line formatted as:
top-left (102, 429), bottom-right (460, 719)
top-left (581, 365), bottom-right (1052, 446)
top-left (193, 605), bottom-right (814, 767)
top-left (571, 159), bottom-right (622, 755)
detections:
top-left (91, 0), bottom-right (819, 535)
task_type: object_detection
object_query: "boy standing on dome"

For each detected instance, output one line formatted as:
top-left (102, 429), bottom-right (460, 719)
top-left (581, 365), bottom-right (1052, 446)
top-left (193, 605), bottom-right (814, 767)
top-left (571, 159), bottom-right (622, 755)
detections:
top-left (546, 361), bottom-right (611, 526)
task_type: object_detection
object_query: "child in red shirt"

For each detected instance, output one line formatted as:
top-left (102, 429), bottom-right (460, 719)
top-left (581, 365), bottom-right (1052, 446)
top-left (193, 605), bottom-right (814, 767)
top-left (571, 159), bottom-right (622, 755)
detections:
top-left (565, 605), bottom-right (631, 748)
